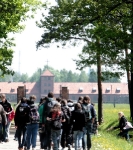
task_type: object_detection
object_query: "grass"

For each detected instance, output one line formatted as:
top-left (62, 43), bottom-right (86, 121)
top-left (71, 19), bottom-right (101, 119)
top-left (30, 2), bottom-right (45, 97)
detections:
top-left (92, 104), bottom-right (133, 150)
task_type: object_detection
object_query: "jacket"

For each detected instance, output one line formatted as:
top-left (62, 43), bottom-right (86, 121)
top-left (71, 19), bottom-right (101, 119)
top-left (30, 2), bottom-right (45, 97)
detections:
top-left (41, 98), bottom-right (57, 124)
top-left (71, 110), bottom-right (85, 131)
top-left (0, 104), bottom-right (7, 124)
top-left (14, 102), bottom-right (30, 127)
top-left (114, 116), bottom-right (127, 131)
top-left (0, 100), bottom-right (12, 119)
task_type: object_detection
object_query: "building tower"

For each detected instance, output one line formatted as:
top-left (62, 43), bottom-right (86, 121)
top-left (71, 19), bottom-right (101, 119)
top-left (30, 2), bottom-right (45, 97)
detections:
top-left (40, 70), bottom-right (54, 97)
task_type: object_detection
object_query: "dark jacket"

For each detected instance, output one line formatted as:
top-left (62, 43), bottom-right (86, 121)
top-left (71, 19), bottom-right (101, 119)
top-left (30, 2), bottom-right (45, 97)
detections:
top-left (0, 100), bottom-right (12, 119)
top-left (14, 102), bottom-right (30, 127)
top-left (0, 104), bottom-right (7, 124)
top-left (71, 110), bottom-right (85, 131)
top-left (114, 116), bottom-right (127, 131)
top-left (61, 105), bottom-right (71, 125)
top-left (42, 98), bottom-right (57, 124)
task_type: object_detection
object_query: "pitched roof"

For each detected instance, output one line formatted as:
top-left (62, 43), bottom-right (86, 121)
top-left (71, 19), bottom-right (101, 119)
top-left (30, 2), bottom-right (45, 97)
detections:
top-left (0, 82), bottom-right (40, 94)
top-left (41, 70), bottom-right (54, 76)
top-left (54, 83), bottom-right (128, 94)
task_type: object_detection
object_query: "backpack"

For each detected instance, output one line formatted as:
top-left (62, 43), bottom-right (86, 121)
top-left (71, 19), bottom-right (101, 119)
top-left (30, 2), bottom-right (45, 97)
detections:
top-left (61, 106), bottom-right (71, 124)
top-left (82, 104), bottom-right (92, 122)
top-left (29, 105), bottom-right (40, 123)
top-left (42, 99), bottom-right (57, 123)
top-left (51, 113), bottom-right (62, 130)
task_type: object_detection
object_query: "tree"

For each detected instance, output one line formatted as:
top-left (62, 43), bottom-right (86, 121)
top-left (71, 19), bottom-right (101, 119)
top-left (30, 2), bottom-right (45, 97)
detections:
top-left (0, 0), bottom-right (41, 76)
top-left (37, 0), bottom-right (133, 121)
top-left (89, 69), bottom-right (97, 82)
top-left (78, 70), bottom-right (88, 82)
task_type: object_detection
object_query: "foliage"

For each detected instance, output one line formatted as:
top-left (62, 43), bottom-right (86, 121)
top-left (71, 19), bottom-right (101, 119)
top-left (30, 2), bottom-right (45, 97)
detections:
top-left (0, 0), bottom-right (41, 76)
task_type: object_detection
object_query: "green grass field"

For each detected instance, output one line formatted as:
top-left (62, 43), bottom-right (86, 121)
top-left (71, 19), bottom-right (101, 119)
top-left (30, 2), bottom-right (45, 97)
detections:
top-left (92, 104), bottom-right (133, 150)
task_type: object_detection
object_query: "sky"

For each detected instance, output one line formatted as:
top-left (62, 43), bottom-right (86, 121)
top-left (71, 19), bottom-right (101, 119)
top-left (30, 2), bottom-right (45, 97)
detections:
top-left (11, 1), bottom-right (84, 77)
top-left (10, 0), bottom-right (127, 82)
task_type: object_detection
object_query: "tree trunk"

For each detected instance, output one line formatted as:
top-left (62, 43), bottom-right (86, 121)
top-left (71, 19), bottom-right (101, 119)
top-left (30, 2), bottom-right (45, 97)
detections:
top-left (130, 3), bottom-right (133, 120)
top-left (97, 50), bottom-right (103, 124)
top-left (131, 34), bottom-right (133, 120)
top-left (125, 48), bottom-right (132, 119)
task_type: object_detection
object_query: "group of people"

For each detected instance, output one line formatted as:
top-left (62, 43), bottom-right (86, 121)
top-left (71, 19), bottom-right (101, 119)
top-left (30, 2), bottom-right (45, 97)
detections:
top-left (0, 91), bottom-right (131, 150)
top-left (37, 93), bottom-right (98, 150)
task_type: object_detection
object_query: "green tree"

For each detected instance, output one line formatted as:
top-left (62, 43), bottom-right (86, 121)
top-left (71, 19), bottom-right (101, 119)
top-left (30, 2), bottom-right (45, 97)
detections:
top-left (0, 0), bottom-right (41, 76)
top-left (20, 73), bottom-right (29, 82)
top-left (78, 70), bottom-right (88, 82)
top-left (89, 69), bottom-right (97, 82)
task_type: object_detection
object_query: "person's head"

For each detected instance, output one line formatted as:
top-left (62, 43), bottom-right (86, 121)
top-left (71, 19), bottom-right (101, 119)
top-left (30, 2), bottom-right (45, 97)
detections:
top-left (74, 103), bottom-right (82, 111)
top-left (56, 97), bottom-right (62, 103)
top-left (61, 99), bottom-right (67, 106)
top-left (48, 92), bottom-right (54, 98)
top-left (78, 96), bottom-right (83, 104)
top-left (0, 94), bottom-right (6, 102)
top-left (118, 112), bottom-right (124, 118)
top-left (29, 95), bottom-right (36, 101)
top-left (39, 97), bottom-right (47, 104)
top-left (21, 97), bottom-right (27, 103)
top-left (52, 103), bottom-right (61, 112)
top-left (67, 99), bottom-right (73, 103)
top-left (83, 95), bottom-right (91, 104)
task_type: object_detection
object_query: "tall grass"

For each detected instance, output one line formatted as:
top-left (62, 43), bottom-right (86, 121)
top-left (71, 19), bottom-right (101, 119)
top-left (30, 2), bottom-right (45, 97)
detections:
top-left (92, 104), bottom-right (133, 150)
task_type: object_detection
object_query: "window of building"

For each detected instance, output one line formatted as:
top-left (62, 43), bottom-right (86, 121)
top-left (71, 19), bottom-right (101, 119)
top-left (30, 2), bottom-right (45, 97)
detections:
top-left (48, 83), bottom-right (51, 86)
top-left (44, 90), bottom-right (47, 94)
top-left (48, 90), bottom-right (51, 93)
top-left (48, 77), bottom-right (51, 80)
top-left (72, 95), bottom-right (75, 100)
top-left (44, 77), bottom-right (47, 80)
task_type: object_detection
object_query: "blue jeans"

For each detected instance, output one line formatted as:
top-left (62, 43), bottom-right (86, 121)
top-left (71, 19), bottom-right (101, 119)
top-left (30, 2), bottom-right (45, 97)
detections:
top-left (17, 126), bottom-right (27, 148)
top-left (73, 130), bottom-right (83, 150)
top-left (0, 123), bottom-right (3, 141)
top-left (26, 123), bottom-right (39, 149)
top-left (83, 121), bottom-right (92, 149)
top-left (117, 129), bottom-right (130, 141)
top-left (2, 120), bottom-right (11, 141)
top-left (51, 129), bottom-right (61, 150)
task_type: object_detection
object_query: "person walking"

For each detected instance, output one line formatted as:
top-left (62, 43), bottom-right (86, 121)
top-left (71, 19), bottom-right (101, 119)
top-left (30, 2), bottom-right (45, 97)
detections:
top-left (71, 103), bottom-right (86, 150)
top-left (47, 103), bottom-right (65, 150)
top-left (26, 95), bottom-right (39, 150)
top-left (41, 92), bottom-right (57, 150)
top-left (0, 94), bottom-right (13, 142)
top-left (61, 99), bottom-right (72, 150)
top-left (0, 104), bottom-right (7, 143)
top-left (82, 96), bottom-right (96, 150)
top-left (14, 97), bottom-right (29, 150)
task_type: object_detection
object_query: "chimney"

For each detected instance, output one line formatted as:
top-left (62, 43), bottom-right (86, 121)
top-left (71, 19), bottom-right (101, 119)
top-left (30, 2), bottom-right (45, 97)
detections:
top-left (61, 86), bottom-right (69, 99)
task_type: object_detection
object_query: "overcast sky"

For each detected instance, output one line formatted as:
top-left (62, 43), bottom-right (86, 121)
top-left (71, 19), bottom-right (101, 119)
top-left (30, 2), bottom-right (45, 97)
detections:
top-left (10, 0), bottom-right (127, 82)
top-left (11, 0), bottom-right (85, 77)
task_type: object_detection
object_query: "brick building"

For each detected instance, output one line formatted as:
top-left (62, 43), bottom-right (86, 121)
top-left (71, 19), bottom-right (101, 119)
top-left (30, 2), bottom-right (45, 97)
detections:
top-left (0, 70), bottom-right (129, 103)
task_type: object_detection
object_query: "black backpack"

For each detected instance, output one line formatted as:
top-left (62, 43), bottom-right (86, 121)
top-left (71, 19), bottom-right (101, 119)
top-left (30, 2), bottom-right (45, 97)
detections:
top-left (29, 105), bottom-right (40, 123)
top-left (61, 106), bottom-right (71, 124)
top-left (51, 113), bottom-right (62, 130)
top-left (42, 99), bottom-right (57, 123)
